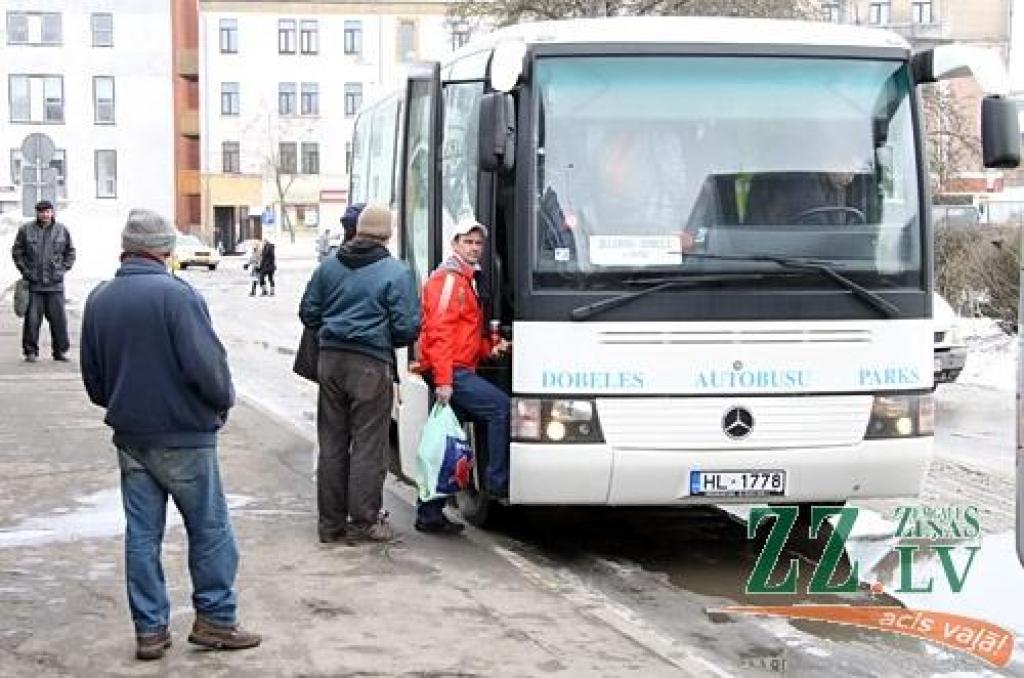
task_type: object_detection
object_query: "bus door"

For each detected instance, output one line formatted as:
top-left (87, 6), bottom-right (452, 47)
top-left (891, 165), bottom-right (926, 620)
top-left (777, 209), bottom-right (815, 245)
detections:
top-left (396, 63), bottom-right (442, 478)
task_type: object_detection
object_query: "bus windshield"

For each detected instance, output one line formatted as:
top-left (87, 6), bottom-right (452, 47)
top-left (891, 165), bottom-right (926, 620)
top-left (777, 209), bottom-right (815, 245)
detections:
top-left (532, 56), bottom-right (922, 290)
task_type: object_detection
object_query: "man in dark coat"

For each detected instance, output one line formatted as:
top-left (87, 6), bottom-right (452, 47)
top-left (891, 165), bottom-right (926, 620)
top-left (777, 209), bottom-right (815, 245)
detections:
top-left (11, 200), bottom-right (76, 362)
top-left (80, 209), bottom-right (261, 660)
top-left (258, 238), bottom-right (276, 296)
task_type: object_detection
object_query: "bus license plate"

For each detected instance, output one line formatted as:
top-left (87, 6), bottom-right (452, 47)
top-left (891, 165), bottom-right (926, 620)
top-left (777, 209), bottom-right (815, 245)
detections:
top-left (690, 470), bottom-right (786, 497)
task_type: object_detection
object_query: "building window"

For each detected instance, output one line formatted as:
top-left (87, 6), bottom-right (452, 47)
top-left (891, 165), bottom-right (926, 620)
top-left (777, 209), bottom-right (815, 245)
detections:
top-left (41, 13), bottom-right (61, 43)
top-left (397, 20), bottom-right (416, 61)
top-left (222, 141), bottom-right (240, 173)
top-left (821, 1), bottom-right (840, 23)
top-left (221, 82), bottom-right (239, 115)
top-left (869, 1), bottom-right (891, 24)
top-left (300, 20), bottom-right (318, 54)
top-left (93, 76), bottom-right (115, 124)
top-left (219, 18), bottom-right (238, 53)
top-left (279, 142), bottom-right (297, 174)
top-left (300, 82), bottom-right (319, 116)
top-left (6, 12), bottom-right (62, 45)
top-left (95, 150), bottom-right (117, 198)
top-left (344, 21), bottom-right (362, 55)
top-left (301, 143), bottom-right (319, 174)
top-left (6, 13), bottom-right (28, 43)
top-left (345, 141), bottom-right (353, 174)
top-left (278, 19), bottom-right (296, 54)
top-left (91, 13), bottom-right (113, 46)
top-left (344, 83), bottom-right (362, 117)
top-left (278, 82), bottom-right (296, 116)
top-left (9, 75), bottom-right (64, 123)
top-left (11, 148), bottom-right (66, 196)
top-left (451, 27), bottom-right (471, 51)
top-left (912, 0), bottom-right (933, 24)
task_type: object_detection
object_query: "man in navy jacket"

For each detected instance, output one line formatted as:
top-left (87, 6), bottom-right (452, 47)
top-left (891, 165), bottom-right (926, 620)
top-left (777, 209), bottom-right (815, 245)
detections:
top-left (80, 209), bottom-right (260, 660)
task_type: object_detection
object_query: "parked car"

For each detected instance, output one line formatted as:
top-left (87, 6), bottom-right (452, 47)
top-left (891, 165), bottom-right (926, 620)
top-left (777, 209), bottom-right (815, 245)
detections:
top-left (174, 234), bottom-right (220, 270)
top-left (934, 293), bottom-right (967, 384)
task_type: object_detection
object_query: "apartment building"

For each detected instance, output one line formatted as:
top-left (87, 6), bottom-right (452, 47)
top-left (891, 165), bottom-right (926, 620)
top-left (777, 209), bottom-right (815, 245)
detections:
top-left (199, 0), bottom-right (460, 251)
top-left (1, 1), bottom-right (173, 234)
top-left (822, 0), bottom-right (1011, 190)
top-left (821, 0), bottom-right (1010, 50)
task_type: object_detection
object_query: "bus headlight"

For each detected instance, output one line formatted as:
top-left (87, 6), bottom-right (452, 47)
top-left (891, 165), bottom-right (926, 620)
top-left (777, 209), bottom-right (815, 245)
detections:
top-left (864, 393), bottom-right (934, 439)
top-left (511, 398), bottom-right (604, 443)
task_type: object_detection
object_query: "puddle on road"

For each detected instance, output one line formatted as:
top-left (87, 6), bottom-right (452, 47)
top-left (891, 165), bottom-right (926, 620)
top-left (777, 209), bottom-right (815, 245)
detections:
top-left (0, 488), bottom-right (253, 548)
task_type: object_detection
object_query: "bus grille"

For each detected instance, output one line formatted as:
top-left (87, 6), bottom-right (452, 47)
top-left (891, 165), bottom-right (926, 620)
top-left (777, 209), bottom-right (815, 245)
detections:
top-left (597, 328), bottom-right (872, 346)
top-left (597, 395), bottom-right (872, 450)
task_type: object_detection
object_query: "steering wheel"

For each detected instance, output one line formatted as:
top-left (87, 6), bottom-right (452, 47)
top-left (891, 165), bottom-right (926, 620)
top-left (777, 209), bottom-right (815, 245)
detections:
top-left (793, 206), bottom-right (866, 224)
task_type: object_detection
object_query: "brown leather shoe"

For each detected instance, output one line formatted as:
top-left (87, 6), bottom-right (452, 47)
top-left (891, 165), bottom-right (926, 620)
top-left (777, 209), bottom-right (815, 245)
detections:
top-left (136, 628), bottom-right (171, 660)
top-left (187, 616), bottom-right (262, 650)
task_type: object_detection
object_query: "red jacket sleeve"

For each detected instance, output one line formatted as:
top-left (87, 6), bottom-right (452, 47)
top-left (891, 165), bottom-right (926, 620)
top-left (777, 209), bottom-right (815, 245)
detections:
top-left (422, 272), bottom-right (459, 386)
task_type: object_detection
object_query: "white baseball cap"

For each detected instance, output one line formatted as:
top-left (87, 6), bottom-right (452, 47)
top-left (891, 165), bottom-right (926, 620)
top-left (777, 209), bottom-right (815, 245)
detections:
top-left (452, 217), bottom-right (488, 240)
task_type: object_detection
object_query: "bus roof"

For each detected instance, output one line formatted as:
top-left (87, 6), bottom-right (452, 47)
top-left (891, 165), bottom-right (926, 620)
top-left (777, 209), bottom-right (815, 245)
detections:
top-left (456, 16), bottom-right (911, 55)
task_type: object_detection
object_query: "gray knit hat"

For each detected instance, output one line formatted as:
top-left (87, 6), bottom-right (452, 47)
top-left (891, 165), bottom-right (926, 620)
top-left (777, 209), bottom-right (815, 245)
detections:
top-left (122, 209), bottom-right (176, 254)
top-left (355, 204), bottom-right (393, 242)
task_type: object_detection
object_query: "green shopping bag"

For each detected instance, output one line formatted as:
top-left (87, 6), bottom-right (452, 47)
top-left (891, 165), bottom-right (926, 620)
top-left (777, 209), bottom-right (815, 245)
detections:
top-left (416, 404), bottom-right (471, 502)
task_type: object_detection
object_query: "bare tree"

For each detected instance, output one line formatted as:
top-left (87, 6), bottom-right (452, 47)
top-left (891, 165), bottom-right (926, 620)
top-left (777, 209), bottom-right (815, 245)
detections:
top-left (265, 143), bottom-right (297, 244)
top-left (920, 83), bottom-right (981, 193)
top-left (450, 0), bottom-right (822, 26)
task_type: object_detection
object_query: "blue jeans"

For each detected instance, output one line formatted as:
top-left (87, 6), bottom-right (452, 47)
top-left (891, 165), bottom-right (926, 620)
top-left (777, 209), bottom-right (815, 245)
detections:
top-left (118, 446), bottom-right (239, 634)
top-left (417, 369), bottom-right (510, 523)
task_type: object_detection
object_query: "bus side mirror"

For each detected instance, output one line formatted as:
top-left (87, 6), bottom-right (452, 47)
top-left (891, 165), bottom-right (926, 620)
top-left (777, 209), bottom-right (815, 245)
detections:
top-left (981, 96), bottom-right (1021, 169)
top-left (478, 92), bottom-right (515, 173)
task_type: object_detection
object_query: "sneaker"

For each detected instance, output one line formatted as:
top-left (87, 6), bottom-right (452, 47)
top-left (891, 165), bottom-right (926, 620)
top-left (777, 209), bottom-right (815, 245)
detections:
top-left (53, 353), bottom-right (70, 362)
top-left (414, 514), bottom-right (465, 535)
top-left (136, 628), bottom-right (171, 661)
top-left (24, 354), bottom-right (38, 363)
top-left (347, 511), bottom-right (399, 544)
top-left (187, 616), bottom-right (262, 651)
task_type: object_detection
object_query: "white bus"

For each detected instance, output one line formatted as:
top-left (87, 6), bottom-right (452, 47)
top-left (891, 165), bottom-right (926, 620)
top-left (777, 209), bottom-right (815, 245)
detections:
top-left (347, 17), bottom-right (1019, 525)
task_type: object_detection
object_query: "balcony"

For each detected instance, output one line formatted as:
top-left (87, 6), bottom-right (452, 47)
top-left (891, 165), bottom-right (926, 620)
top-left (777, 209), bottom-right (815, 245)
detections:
top-left (178, 169), bottom-right (200, 195)
top-left (176, 48), bottom-right (198, 78)
top-left (180, 109), bottom-right (200, 137)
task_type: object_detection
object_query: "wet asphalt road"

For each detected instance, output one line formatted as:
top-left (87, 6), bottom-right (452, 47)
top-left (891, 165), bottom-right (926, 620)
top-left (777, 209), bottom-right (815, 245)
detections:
top-left (158, 249), bottom-right (1023, 676)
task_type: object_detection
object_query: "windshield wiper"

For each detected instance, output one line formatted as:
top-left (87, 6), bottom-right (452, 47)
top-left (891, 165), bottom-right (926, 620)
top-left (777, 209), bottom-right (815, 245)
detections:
top-left (570, 273), bottom-right (767, 321)
top-left (681, 253), bottom-right (901, 319)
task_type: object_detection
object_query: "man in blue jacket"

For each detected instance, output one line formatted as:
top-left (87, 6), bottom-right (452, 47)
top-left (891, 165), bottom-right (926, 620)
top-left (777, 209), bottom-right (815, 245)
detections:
top-left (80, 209), bottom-right (260, 660)
top-left (300, 204), bottom-right (420, 545)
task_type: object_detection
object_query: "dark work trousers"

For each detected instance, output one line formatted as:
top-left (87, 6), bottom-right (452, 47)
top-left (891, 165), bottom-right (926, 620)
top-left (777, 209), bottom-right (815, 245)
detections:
top-left (259, 270), bottom-right (275, 292)
top-left (22, 291), bottom-right (70, 358)
top-left (316, 349), bottom-right (393, 539)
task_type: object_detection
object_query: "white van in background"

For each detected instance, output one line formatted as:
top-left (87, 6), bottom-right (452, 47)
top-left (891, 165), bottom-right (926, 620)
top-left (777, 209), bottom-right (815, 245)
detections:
top-left (934, 293), bottom-right (967, 384)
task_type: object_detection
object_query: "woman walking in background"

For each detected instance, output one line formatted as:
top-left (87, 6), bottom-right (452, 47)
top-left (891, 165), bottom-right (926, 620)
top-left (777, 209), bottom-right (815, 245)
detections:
top-left (245, 240), bottom-right (261, 296)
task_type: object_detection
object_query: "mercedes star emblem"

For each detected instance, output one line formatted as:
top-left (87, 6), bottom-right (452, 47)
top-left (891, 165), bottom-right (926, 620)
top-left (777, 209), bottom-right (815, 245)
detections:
top-left (722, 406), bottom-right (754, 439)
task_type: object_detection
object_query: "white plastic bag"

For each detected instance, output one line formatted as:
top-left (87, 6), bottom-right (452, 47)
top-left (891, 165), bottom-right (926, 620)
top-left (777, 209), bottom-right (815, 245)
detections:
top-left (416, 404), bottom-right (473, 502)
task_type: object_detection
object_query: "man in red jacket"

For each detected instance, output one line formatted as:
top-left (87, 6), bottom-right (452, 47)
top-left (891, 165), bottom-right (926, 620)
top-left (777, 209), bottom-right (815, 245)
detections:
top-left (417, 219), bottom-right (509, 533)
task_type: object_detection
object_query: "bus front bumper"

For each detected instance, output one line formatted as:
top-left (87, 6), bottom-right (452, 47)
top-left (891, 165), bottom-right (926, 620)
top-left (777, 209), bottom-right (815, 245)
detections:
top-left (508, 438), bottom-right (932, 505)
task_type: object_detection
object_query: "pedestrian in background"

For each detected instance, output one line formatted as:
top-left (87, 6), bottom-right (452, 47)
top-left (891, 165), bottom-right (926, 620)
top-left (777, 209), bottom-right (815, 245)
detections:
top-left (258, 237), bottom-right (276, 296)
top-left (11, 200), bottom-right (76, 362)
top-left (299, 204), bottom-right (420, 544)
top-left (245, 240), bottom-right (261, 296)
top-left (80, 209), bottom-right (261, 660)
